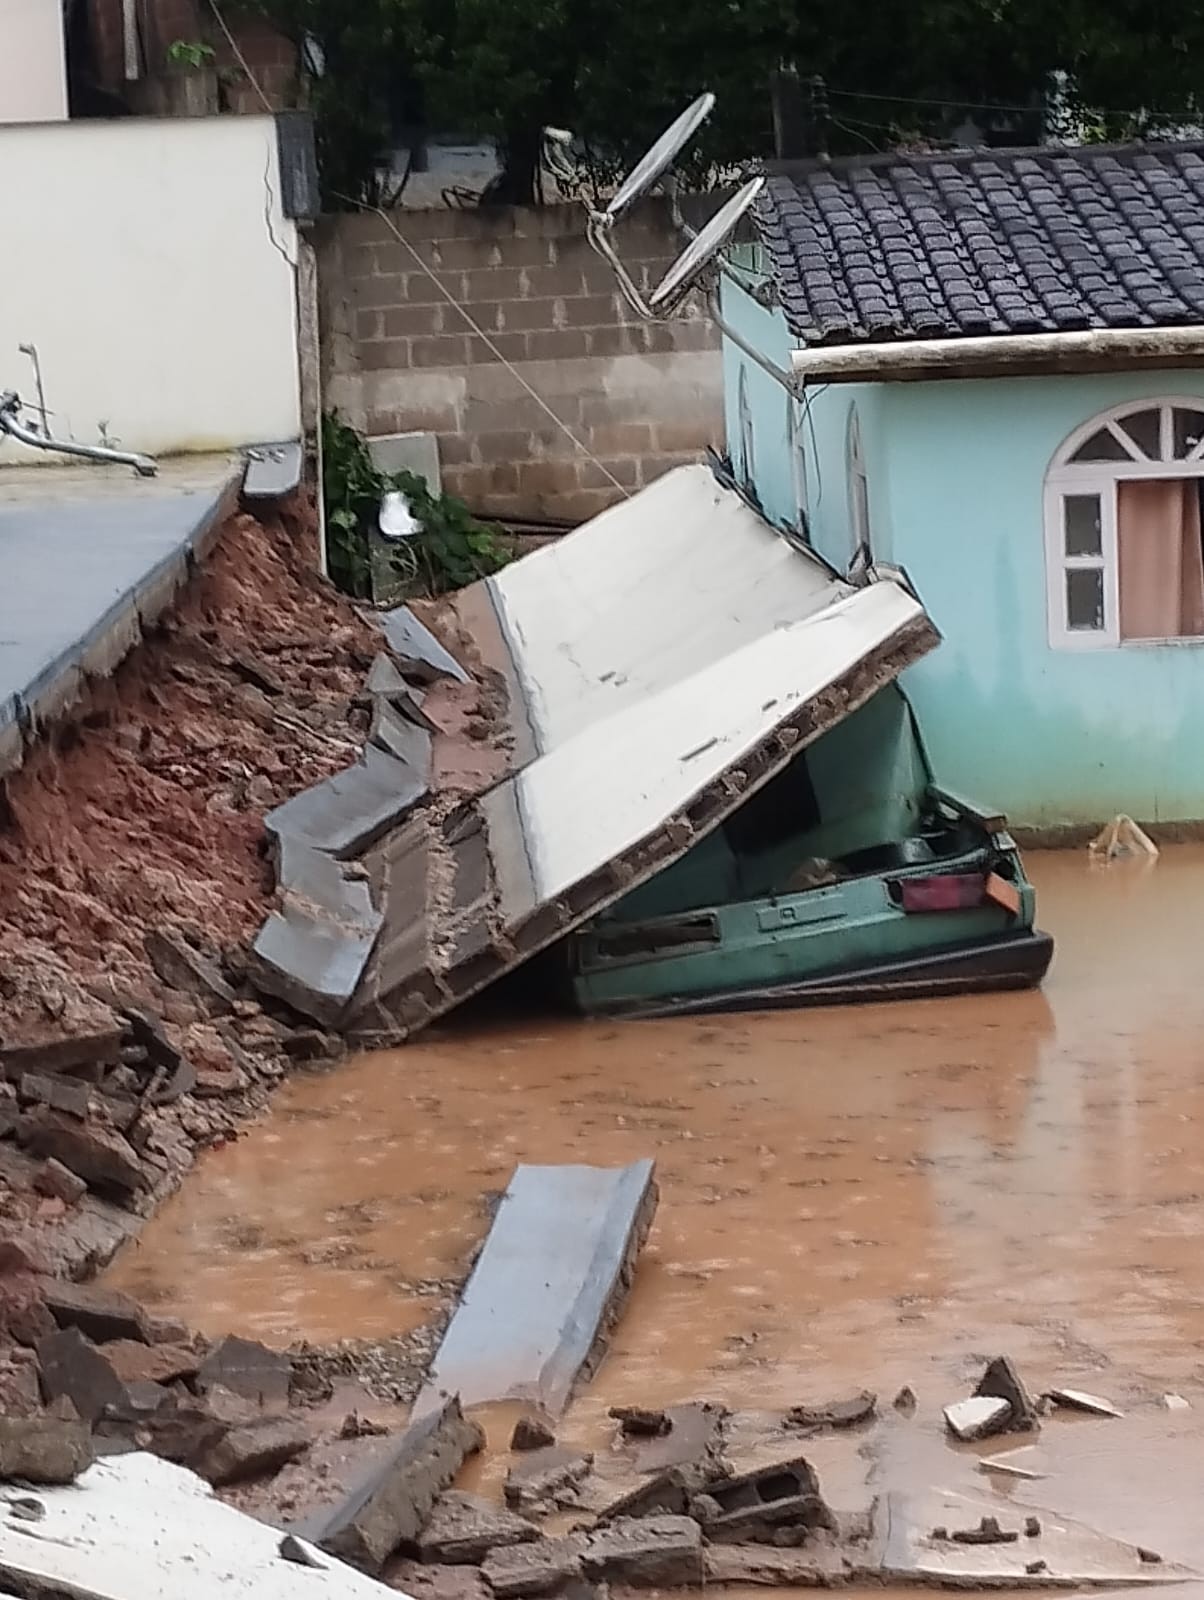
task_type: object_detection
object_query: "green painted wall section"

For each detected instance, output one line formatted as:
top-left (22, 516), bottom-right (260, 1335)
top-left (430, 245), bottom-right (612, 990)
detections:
top-left (720, 279), bottom-right (1204, 827)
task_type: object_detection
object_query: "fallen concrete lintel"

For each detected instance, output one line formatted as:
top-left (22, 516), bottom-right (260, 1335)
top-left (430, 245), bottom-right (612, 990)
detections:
top-left (414, 1161), bottom-right (657, 1421)
top-left (264, 743), bottom-right (428, 860)
top-left (293, 1396), bottom-right (484, 1575)
top-left (250, 839), bottom-right (383, 1027)
top-left (0, 1450), bottom-right (394, 1599)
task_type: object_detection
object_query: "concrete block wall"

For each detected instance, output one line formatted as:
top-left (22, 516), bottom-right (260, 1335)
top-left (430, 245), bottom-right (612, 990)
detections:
top-left (317, 199), bottom-right (723, 523)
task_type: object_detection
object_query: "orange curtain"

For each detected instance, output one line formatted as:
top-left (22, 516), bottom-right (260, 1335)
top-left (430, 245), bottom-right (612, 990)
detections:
top-left (1117, 479), bottom-right (1204, 640)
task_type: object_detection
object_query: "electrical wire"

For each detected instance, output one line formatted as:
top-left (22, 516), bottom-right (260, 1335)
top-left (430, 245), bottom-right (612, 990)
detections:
top-left (334, 193), bottom-right (633, 501)
top-left (206, 0), bottom-right (273, 113)
top-left (829, 84), bottom-right (1203, 126)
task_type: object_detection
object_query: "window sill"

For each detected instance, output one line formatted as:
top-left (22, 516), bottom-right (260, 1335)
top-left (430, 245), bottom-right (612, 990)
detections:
top-left (1053, 634), bottom-right (1204, 650)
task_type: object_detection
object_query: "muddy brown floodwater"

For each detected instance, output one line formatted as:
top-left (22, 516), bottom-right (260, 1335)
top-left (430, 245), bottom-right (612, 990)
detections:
top-left (108, 846), bottom-right (1204, 1575)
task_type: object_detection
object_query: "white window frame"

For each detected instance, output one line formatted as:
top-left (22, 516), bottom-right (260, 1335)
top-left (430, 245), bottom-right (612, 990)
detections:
top-left (1045, 396), bottom-right (1204, 650)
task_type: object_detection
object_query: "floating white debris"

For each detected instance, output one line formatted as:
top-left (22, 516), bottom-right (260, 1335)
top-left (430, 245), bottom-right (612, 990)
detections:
top-left (977, 1445), bottom-right (1049, 1480)
top-left (1047, 1388), bottom-right (1124, 1418)
top-left (943, 1396), bottom-right (1011, 1441)
top-left (0, 1451), bottom-right (398, 1600)
top-left (1162, 1393), bottom-right (1191, 1412)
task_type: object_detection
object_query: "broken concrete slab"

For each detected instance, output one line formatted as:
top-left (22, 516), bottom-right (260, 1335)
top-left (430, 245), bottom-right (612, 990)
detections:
top-left (370, 695), bottom-right (434, 771)
top-left (17, 1072), bottom-right (91, 1119)
top-left (415, 1160), bottom-right (657, 1420)
top-left (629, 1400), bottom-right (726, 1476)
top-left (0, 1449), bottom-right (399, 1599)
top-left (581, 1514), bottom-right (703, 1588)
top-left (975, 1356), bottom-right (1039, 1432)
top-left (418, 1491), bottom-right (539, 1565)
top-left (293, 1395), bottom-right (483, 1575)
top-left (43, 1279), bottom-right (150, 1345)
top-left (873, 1487), bottom-right (1193, 1587)
top-left (787, 1391), bottom-right (878, 1430)
top-left (703, 1538), bottom-right (852, 1586)
top-left (251, 838), bottom-right (384, 1028)
top-left (100, 1339), bottom-right (201, 1386)
top-left (481, 1534), bottom-right (586, 1598)
top-left (37, 1326), bottom-right (129, 1423)
top-left (944, 1395), bottom-right (1012, 1441)
top-left (196, 1335), bottom-right (291, 1407)
top-left (504, 1448), bottom-right (594, 1512)
top-left (594, 1467), bottom-right (693, 1523)
top-left (389, 1558), bottom-right (492, 1600)
top-left (264, 744), bottom-right (427, 861)
top-left (1047, 1387), bottom-right (1124, 1418)
top-left (0, 1414), bottom-right (94, 1484)
top-left (32, 1157), bottom-right (88, 1204)
top-left (194, 1415), bottom-right (310, 1486)
top-left (17, 1108), bottom-right (144, 1196)
top-left (377, 606), bottom-right (471, 685)
top-left (144, 928), bottom-right (236, 1013)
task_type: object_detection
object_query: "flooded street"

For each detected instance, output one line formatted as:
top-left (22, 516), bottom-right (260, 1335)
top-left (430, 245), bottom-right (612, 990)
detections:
top-left (107, 846), bottom-right (1204, 1566)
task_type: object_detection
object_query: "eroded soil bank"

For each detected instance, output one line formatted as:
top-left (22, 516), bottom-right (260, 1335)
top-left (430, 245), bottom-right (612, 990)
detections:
top-left (109, 846), bottom-right (1204, 1550)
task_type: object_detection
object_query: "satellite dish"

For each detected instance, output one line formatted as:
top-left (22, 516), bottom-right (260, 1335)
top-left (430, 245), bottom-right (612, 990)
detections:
top-left (648, 176), bottom-right (765, 311)
top-left (605, 92), bottom-right (716, 222)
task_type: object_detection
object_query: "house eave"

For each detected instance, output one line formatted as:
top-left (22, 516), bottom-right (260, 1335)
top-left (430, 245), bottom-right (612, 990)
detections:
top-left (789, 326), bottom-right (1204, 384)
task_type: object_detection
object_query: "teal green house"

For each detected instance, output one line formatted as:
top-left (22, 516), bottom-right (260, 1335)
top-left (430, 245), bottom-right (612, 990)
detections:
top-left (723, 142), bottom-right (1204, 831)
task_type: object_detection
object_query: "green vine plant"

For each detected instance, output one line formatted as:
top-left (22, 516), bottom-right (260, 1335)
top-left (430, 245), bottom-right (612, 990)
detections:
top-left (166, 39), bottom-right (217, 69)
top-left (321, 413), bottom-right (510, 601)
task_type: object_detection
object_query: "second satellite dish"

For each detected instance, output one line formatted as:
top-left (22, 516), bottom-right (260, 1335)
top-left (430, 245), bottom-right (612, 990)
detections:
top-left (648, 177), bottom-right (765, 312)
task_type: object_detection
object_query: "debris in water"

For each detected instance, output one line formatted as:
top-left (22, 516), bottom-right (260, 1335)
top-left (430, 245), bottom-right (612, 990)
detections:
top-left (1024, 1517), bottom-right (1041, 1538)
top-left (786, 1390), bottom-right (877, 1429)
top-left (892, 1386), bottom-right (917, 1416)
top-left (943, 1395), bottom-right (1011, 1441)
top-left (414, 1160), bottom-right (657, 1420)
top-left (951, 1516), bottom-right (1018, 1546)
top-left (293, 1394), bottom-right (484, 1575)
top-left (1089, 814), bottom-right (1158, 862)
top-left (511, 1414), bottom-right (556, 1451)
top-left (1162, 1393), bottom-right (1191, 1411)
top-left (1046, 1387), bottom-right (1123, 1418)
top-left (973, 1355), bottom-right (1039, 1432)
top-left (610, 1405), bottom-right (672, 1438)
top-left (977, 1446), bottom-right (1048, 1480)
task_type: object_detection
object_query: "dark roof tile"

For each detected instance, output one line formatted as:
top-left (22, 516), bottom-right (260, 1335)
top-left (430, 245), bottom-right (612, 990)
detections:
top-left (757, 141), bottom-right (1204, 344)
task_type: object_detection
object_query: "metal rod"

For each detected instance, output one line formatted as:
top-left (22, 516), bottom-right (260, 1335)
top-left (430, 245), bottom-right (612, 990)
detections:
top-left (0, 393), bottom-right (157, 476)
top-left (706, 290), bottom-right (800, 395)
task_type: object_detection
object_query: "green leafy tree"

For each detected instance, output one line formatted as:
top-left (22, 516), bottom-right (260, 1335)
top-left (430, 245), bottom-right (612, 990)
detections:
top-left (241, 0), bottom-right (1204, 207)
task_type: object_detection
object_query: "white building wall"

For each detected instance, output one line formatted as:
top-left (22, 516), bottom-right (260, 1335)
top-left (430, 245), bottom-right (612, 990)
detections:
top-left (0, 0), bottom-right (69, 124)
top-left (0, 114), bottom-right (301, 461)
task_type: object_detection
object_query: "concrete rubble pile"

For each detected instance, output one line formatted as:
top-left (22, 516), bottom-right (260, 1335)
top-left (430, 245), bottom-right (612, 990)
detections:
top-left (0, 492), bottom-right (492, 1280)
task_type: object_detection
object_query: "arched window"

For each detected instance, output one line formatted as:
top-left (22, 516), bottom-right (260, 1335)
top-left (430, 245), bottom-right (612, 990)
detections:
top-left (846, 404), bottom-right (870, 565)
top-left (1045, 398), bottom-right (1204, 648)
top-left (738, 366), bottom-right (755, 486)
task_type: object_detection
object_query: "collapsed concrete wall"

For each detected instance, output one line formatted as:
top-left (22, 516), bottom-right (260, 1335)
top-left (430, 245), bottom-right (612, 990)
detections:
top-left (317, 198), bottom-right (723, 524)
